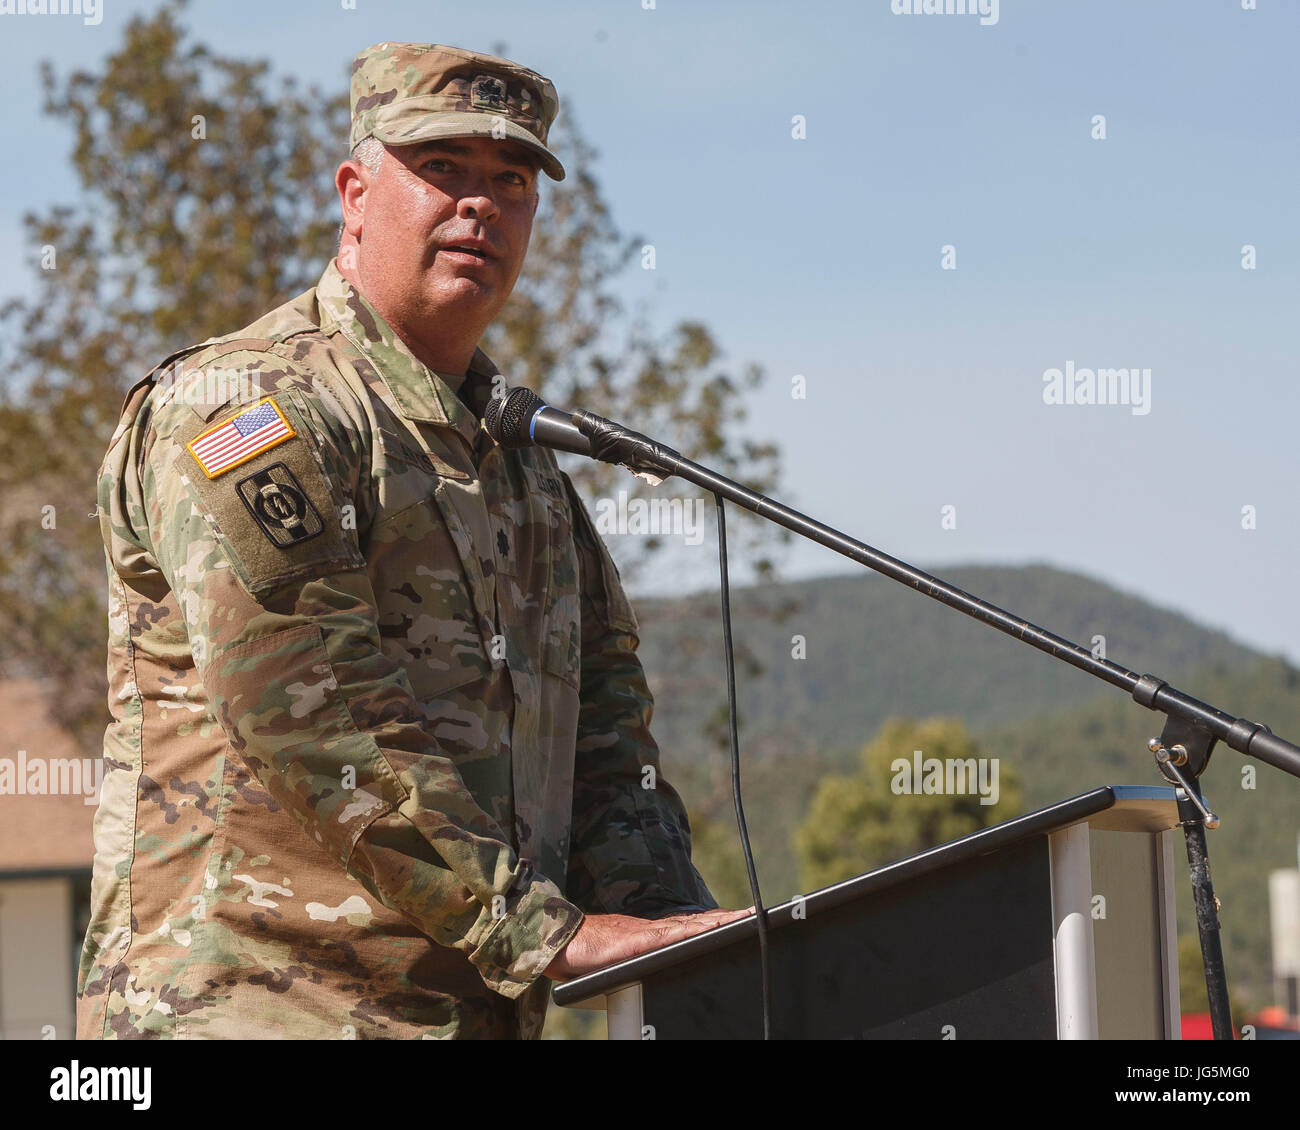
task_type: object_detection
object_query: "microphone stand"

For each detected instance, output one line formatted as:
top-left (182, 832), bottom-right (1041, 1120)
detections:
top-left (572, 409), bottom-right (1300, 1041)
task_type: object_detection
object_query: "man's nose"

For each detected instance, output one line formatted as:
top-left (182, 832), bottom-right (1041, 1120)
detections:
top-left (458, 179), bottom-right (500, 223)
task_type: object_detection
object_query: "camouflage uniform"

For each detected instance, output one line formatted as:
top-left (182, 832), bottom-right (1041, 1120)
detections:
top-left (76, 44), bottom-right (715, 1041)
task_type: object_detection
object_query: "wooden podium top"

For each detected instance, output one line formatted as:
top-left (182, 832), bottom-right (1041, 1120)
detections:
top-left (553, 783), bottom-right (1179, 1008)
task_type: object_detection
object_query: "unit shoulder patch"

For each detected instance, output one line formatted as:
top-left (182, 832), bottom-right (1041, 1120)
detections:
top-left (236, 463), bottom-right (324, 547)
top-left (164, 390), bottom-right (367, 595)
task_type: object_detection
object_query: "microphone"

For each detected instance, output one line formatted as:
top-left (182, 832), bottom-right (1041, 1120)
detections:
top-left (484, 387), bottom-right (592, 456)
top-left (485, 386), bottom-right (680, 482)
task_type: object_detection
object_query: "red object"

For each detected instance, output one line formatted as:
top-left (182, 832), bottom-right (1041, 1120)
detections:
top-left (1180, 1012), bottom-right (1216, 1040)
top-left (1255, 1005), bottom-right (1291, 1027)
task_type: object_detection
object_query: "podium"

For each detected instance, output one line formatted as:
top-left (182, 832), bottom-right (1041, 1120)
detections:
top-left (553, 785), bottom-right (1183, 1039)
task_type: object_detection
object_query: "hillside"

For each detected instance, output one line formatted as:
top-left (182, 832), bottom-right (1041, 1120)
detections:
top-left (636, 564), bottom-right (1265, 767)
top-left (633, 564), bottom-right (1299, 1006)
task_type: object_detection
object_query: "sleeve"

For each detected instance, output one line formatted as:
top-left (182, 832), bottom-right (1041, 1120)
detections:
top-left (134, 371), bottom-right (583, 999)
top-left (559, 473), bottom-right (720, 917)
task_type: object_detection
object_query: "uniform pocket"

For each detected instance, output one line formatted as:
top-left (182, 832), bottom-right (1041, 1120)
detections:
top-left (369, 497), bottom-right (493, 700)
top-left (210, 622), bottom-right (407, 864)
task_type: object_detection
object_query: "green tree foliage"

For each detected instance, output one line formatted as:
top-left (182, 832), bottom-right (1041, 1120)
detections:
top-left (0, 3), bottom-right (348, 740)
top-left (1177, 934), bottom-right (1211, 1014)
top-left (794, 716), bottom-right (1024, 891)
top-left (0, 1), bottom-right (782, 744)
top-left (1176, 934), bottom-right (1247, 1029)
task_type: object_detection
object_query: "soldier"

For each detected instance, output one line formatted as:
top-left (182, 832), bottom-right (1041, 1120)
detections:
top-left (77, 41), bottom-right (748, 1040)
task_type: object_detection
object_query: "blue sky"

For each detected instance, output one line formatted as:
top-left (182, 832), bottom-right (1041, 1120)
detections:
top-left (2, 0), bottom-right (1298, 671)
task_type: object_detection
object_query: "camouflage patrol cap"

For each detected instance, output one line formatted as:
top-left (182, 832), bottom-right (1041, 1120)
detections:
top-left (350, 42), bottom-right (565, 181)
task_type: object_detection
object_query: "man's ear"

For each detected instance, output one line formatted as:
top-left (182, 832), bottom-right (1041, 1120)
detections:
top-left (336, 161), bottom-right (369, 238)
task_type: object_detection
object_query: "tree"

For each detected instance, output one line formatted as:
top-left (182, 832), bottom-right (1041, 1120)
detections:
top-left (0, 1), bottom-right (783, 745)
top-left (794, 716), bottom-right (1024, 891)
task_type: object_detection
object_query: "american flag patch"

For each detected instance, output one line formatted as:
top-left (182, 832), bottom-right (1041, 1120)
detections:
top-left (187, 398), bottom-right (296, 479)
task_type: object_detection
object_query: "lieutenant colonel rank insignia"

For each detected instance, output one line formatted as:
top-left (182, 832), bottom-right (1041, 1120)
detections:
top-left (235, 463), bottom-right (324, 547)
top-left (470, 74), bottom-right (507, 112)
top-left (188, 398), bottom-right (295, 479)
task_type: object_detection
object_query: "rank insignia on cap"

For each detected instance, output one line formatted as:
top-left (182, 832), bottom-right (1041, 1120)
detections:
top-left (187, 397), bottom-right (296, 479)
top-left (470, 73), bottom-right (507, 111)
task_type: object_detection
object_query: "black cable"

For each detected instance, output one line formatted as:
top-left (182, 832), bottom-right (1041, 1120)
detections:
top-left (713, 492), bottom-right (772, 1040)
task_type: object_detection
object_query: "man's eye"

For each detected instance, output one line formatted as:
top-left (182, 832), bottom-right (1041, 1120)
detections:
top-left (424, 159), bottom-right (452, 172)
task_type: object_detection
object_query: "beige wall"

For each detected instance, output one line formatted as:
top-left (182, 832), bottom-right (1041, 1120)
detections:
top-left (0, 877), bottom-right (76, 1040)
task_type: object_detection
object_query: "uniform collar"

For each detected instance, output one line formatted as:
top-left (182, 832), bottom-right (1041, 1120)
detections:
top-left (315, 258), bottom-right (498, 445)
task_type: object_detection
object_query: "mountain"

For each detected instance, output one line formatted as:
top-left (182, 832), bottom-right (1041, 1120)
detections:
top-left (633, 563), bottom-right (1298, 1006)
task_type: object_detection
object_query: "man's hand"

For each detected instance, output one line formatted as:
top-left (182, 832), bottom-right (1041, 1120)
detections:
top-left (545, 907), bottom-right (754, 981)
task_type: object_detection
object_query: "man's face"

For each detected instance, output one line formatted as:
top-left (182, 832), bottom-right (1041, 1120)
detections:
top-left (339, 135), bottom-right (541, 360)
